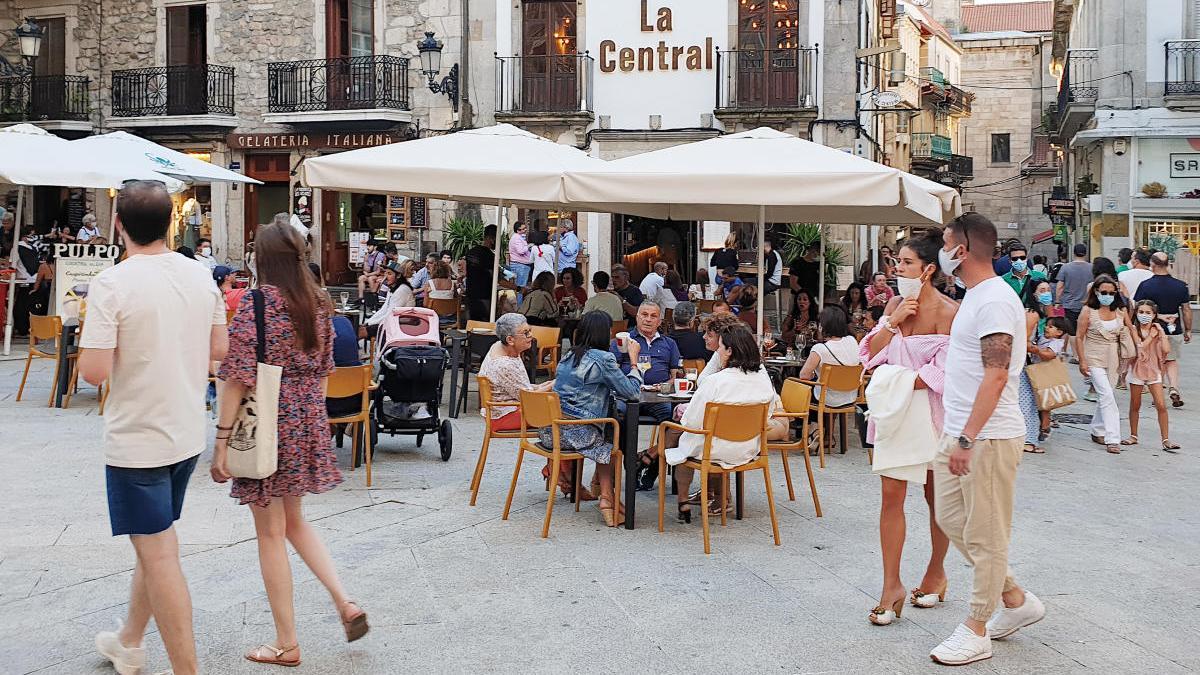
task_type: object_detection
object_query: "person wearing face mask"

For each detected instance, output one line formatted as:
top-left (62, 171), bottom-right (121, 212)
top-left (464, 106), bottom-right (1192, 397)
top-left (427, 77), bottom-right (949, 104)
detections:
top-left (1075, 274), bottom-right (1129, 454)
top-left (858, 233), bottom-right (957, 628)
top-left (1123, 300), bottom-right (1177, 451)
top-left (1019, 281), bottom-right (1064, 453)
top-left (194, 237), bottom-right (217, 270)
top-left (1000, 243), bottom-right (1044, 298)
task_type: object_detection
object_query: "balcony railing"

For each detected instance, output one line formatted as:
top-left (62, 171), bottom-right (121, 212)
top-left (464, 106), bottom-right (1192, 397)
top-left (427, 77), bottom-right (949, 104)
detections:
top-left (716, 47), bottom-right (818, 110)
top-left (949, 153), bottom-right (973, 179)
top-left (920, 66), bottom-right (946, 93)
top-left (112, 64), bottom-right (235, 117)
top-left (1166, 40), bottom-right (1200, 95)
top-left (945, 84), bottom-right (972, 115)
top-left (268, 55), bottom-right (410, 113)
top-left (1057, 48), bottom-right (1098, 112)
top-left (495, 53), bottom-right (594, 114)
top-left (912, 133), bottom-right (952, 162)
top-left (0, 74), bottom-right (90, 122)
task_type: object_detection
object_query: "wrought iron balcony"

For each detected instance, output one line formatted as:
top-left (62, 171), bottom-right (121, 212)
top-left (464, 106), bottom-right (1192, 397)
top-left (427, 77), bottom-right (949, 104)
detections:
top-left (0, 74), bottom-right (90, 122)
top-left (495, 53), bottom-right (594, 115)
top-left (716, 46), bottom-right (819, 110)
top-left (1166, 40), bottom-right (1200, 95)
top-left (112, 64), bottom-right (234, 117)
top-left (268, 55), bottom-right (410, 113)
top-left (1056, 48), bottom-right (1098, 111)
top-left (945, 84), bottom-right (972, 115)
top-left (949, 153), bottom-right (973, 179)
top-left (912, 133), bottom-right (952, 162)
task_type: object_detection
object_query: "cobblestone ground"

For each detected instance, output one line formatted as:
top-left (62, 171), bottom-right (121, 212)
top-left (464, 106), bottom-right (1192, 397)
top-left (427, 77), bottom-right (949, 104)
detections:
top-left (1, 344), bottom-right (1197, 674)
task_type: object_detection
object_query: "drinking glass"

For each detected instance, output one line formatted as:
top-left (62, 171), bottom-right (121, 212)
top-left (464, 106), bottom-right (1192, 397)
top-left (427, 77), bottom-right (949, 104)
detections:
top-left (637, 355), bottom-right (652, 375)
top-left (762, 333), bottom-right (776, 354)
top-left (339, 291), bottom-right (350, 308)
top-left (684, 367), bottom-right (698, 382)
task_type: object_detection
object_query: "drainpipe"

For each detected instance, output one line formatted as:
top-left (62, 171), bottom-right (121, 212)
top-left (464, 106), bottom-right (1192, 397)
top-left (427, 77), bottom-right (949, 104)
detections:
top-left (459, 0), bottom-right (472, 126)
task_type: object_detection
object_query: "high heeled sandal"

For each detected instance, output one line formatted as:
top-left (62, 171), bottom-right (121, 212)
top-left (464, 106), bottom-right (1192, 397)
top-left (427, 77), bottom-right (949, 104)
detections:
top-left (910, 581), bottom-right (947, 608)
top-left (597, 498), bottom-right (624, 527)
top-left (246, 644), bottom-right (300, 667)
top-left (868, 597), bottom-right (904, 626)
top-left (677, 503), bottom-right (692, 524)
top-left (341, 601), bottom-right (369, 642)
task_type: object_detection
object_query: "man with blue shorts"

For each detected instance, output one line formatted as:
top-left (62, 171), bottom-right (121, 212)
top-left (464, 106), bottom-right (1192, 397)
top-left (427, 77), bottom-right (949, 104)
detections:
top-left (79, 181), bottom-right (227, 675)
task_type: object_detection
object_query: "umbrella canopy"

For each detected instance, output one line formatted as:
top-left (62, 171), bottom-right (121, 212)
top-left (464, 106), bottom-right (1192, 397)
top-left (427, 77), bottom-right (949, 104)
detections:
top-left (301, 123), bottom-right (605, 206)
top-left (0, 124), bottom-right (182, 190)
top-left (563, 127), bottom-right (957, 225)
top-left (70, 131), bottom-right (260, 184)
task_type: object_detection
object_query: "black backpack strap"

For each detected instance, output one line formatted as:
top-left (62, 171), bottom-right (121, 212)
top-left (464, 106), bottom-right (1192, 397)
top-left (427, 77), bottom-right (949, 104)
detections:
top-left (251, 289), bottom-right (267, 364)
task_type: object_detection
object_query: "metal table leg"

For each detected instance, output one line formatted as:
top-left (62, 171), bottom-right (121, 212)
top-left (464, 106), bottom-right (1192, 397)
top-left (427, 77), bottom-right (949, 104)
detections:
top-left (622, 399), bottom-right (640, 530)
top-left (447, 336), bottom-right (462, 418)
top-left (54, 324), bottom-right (78, 408)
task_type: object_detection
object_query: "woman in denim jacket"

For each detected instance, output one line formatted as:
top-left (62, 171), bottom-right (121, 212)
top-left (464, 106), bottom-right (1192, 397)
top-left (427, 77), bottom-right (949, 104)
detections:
top-left (548, 311), bottom-right (643, 526)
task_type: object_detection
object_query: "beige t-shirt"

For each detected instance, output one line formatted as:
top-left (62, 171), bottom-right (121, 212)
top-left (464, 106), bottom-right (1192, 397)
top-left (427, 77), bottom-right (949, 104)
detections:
top-left (81, 252), bottom-right (225, 468)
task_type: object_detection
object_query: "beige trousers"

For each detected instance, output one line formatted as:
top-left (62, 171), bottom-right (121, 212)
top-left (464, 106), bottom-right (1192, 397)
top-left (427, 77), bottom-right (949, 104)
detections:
top-left (933, 434), bottom-right (1023, 622)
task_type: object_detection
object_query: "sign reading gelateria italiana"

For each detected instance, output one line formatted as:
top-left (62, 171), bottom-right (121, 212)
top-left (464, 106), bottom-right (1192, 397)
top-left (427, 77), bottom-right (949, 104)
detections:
top-left (226, 132), bottom-right (404, 150)
top-left (598, 0), bottom-right (715, 73)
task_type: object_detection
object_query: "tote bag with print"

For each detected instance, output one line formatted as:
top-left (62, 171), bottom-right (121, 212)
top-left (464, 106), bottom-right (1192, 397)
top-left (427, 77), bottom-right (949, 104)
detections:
top-left (226, 290), bottom-right (282, 479)
top-left (1025, 357), bottom-right (1077, 412)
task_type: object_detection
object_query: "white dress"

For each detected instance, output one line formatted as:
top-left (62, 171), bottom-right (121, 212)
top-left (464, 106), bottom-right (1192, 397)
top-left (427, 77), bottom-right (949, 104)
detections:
top-left (665, 366), bottom-right (782, 469)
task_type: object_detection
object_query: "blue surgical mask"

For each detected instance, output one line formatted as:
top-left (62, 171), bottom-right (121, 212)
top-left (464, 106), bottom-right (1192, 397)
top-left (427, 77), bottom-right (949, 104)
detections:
top-left (1011, 259), bottom-right (1027, 273)
top-left (1137, 313), bottom-right (1153, 324)
top-left (1037, 291), bottom-right (1053, 305)
top-left (1098, 293), bottom-right (1115, 306)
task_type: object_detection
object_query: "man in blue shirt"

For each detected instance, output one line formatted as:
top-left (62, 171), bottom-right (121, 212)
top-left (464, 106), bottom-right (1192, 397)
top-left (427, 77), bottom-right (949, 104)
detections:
top-left (717, 266), bottom-right (745, 306)
top-left (557, 218), bottom-right (580, 271)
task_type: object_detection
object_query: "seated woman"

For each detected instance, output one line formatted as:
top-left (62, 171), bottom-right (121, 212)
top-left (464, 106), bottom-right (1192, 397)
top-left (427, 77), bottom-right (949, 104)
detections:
top-left (661, 324), bottom-right (786, 522)
top-left (550, 310), bottom-right (644, 526)
top-left (664, 270), bottom-right (689, 303)
top-left (479, 313), bottom-right (554, 429)
top-left (736, 285), bottom-right (759, 330)
top-left (797, 306), bottom-right (863, 411)
top-left (424, 260), bottom-right (456, 300)
top-left (362, 261), bottom-right (415, 338)
top-left (696, 312), bottom-right (746, 384)
top-left (781, 288), bottom-right (819, 348)
top-left (554, 267), bottom-right (588, 315)
top-left (519, 270), bottom-right (560, 327)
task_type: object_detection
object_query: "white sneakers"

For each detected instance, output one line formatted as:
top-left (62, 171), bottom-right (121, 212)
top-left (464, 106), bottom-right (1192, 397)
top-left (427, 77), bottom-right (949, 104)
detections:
top-left (95, 625), bottom-right (146, 675)
top-left (930, 623), bottom-right (992, 665)
top-left (987, 590), bottom-right (1047, 639)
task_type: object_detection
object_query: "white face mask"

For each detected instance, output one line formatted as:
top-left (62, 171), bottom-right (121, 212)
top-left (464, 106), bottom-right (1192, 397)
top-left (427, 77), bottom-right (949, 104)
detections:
top-left (200, 247), bottom-right (212, 257)
top-left (896, 274), bottom-right (924, 299)
top-left (939, 245), bottom-right (963, 276)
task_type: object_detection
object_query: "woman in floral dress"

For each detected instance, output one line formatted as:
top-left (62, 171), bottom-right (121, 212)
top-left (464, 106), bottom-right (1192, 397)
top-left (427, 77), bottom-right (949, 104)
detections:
top-left (212, 222), bottom-right (367, 668)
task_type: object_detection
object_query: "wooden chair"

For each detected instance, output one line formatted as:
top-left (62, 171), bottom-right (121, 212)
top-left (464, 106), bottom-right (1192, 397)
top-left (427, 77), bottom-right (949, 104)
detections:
top-left (681, 358), bottom-right (706, 374)
top-left (16, 315), bottom-right (78, 407)
top-left (608, 319), bottom-right (628, 340)
top-left (800, 364), bottom-right (864, 468)
top-left (503, 389), bottom-right (621, 538)
top-left (655, 402), bottom-right (781, 554)
top-left (663, 307), bottom-right (673, 327)
top-left (696, 299), bottom-right (716, 314)
top-left (465, 320), bottom-right (495, 332)
top-left (529, 325), bottom-right (561, 379)
top-left (425, 296), bottom-right (461, 329)
top-left (469, 375), bottom-right (533, 506)
top-left (326, 365), bottom-right (377, 486)
top-left (766, 379), bottom-right (822, 517)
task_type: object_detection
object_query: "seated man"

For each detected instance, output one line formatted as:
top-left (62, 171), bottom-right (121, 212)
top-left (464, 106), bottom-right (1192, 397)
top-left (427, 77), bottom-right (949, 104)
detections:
top-left (610, 301), bottom-right (680, 490)
top-left (666, 301), bottom-right (711, 361)
top-left (717, 266), bottom-right (745, 306)
top-left (356, 240), bottom-right (386, 306)
top-left (610, 266), bottom-right (645, 325)
top-left (582, 270), bottom-right (624, 322)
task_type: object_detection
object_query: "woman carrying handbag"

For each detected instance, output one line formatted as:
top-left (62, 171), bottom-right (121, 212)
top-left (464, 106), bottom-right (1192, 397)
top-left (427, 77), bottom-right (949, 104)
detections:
top-left (212, 221), bottom-right (368, 668)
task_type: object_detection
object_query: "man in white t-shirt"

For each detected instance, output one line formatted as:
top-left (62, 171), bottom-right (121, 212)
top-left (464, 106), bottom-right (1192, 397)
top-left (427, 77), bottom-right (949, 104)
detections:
top-left (929, 213), bottom-right (1045, 666)
top-left (639, 261), bottom-right (668, 305)
top-left (1117, 247), bottom-right (1152, 299)
top-left (78, 181), bottom-right (227, 675)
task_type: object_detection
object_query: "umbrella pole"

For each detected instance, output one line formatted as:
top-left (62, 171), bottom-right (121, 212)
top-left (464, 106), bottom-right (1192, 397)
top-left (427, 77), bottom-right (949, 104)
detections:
top-left (818, 225), bottom-right (825, 309)
top-left (756, 204), bottom-right (765, 339)
top-left (489, 200), bottom-right (504, 323)
top-left (109, 196), bottom-right (118, 242)
top-left (4, 187), bottom-right (25, 356)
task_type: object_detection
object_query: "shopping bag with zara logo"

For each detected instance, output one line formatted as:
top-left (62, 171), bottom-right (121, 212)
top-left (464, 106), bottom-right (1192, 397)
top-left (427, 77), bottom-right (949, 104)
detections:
top-left (1025, 357), bottom-right (1077, 412)
top-left (226, 289), bottom-right (281, 479)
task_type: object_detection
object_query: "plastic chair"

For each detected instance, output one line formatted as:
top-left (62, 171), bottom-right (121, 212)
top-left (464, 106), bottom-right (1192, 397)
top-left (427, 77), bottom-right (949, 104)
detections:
top-left (468, 376), bottom-right (533, 506)
top-left (425, 296), bottom-right (461, 329)
top-left (529, 325), bottom-right (561, 380)
top-left (655, 401), bottom-right (781, 554)
top-left (766, 379), bottom-right (822, 517)
top-left (16, 315), bottom-right (79, 407)
top-left (503, 389), bottom-right (621, 538)
top-left (327, 365), bottom-right (377, 486)
top-left (800, 364), bottom-right (864, 468)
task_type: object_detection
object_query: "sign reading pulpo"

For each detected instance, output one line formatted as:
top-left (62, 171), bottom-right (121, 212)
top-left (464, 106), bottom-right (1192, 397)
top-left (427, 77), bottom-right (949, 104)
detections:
top-left (588, 0), bottom-right (724, 128)
top-left (52, 243), bottom-right (119, 320)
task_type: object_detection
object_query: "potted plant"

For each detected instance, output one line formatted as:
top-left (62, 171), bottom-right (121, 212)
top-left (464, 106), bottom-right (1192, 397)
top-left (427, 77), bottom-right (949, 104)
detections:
top-left (776, 223), bottom-right (842, 290)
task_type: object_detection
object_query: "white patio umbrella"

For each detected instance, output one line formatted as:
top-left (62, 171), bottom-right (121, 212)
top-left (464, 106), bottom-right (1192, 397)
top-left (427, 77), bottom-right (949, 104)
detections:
top-left (563, 127), bottom-right (962, 334)
top-left (302, 124), bottom-right (608, 320)
top-left (1, 124), bottom-right (181, 355)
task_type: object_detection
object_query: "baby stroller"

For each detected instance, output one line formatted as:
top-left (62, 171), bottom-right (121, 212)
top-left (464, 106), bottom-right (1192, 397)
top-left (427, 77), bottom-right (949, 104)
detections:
top-left (372, 306), bottom-right (453, 461)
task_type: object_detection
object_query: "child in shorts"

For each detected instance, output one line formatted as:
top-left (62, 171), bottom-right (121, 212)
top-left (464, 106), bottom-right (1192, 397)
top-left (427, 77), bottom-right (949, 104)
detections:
top-left (1124, 300), bottom-right (1178, 452)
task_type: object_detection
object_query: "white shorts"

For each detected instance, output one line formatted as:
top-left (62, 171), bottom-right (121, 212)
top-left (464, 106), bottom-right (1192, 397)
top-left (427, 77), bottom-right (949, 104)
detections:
top-left (1127, 373), bottom-right (1162, 386)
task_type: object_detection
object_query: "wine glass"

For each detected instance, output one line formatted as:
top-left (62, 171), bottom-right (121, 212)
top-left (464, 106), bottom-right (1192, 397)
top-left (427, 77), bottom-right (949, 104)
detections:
top-left (761, 333), bottom-right (776, 356)
top-left (339, 291), bottom-right (350, 308)
top-left (637, 355), bottom-right (652, 376)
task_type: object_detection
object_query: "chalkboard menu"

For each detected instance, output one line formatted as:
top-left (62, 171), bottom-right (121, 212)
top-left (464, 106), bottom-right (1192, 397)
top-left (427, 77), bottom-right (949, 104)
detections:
top-left (66, 190), bottom-right (86, 232)
top-left (409, 197), bottom-right (427, 228)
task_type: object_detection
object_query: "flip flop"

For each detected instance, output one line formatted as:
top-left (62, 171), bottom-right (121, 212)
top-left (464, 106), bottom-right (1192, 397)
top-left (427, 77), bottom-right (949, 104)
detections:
top-left (1023, 444), bottom-right (1044, 454)
top-left (1120, 435), bottom-right (1138, 446)
top-left (246, 644), bottom-right (300, 667)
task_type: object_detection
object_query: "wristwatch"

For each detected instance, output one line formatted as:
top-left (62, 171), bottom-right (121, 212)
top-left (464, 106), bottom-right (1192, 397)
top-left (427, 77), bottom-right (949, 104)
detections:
top-left (957, 435), bottom-right (974, 450)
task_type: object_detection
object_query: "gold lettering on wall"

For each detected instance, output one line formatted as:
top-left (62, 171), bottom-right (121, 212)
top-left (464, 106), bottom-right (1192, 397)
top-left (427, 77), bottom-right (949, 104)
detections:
top-left (600, 2), bottom-right (713, 73)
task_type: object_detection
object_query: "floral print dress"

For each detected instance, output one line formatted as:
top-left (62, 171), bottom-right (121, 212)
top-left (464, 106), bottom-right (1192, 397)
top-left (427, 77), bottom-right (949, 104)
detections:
top-left (219, 286), bottom-right (342, 507)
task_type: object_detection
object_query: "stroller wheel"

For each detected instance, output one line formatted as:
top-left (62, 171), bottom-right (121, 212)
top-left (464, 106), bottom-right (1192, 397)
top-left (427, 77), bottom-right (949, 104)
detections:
top-left (439, 420), bottom-right (453, 462)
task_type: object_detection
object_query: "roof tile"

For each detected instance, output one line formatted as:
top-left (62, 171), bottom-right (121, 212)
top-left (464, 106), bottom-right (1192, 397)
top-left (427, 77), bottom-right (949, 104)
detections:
top-left (961, 1), bottom-right (1053, 34)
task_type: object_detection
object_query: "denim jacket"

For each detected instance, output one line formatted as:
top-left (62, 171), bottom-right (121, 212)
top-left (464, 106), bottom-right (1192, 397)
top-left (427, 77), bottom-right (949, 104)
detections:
top-left (553, 348), bottom-right (642, 419)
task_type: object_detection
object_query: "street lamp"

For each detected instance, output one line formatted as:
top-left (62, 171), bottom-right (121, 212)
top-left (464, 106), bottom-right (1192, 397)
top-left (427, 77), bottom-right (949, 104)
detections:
top-left (417, 30), bottom-right (459, 113)
top-left (16, 17), bottom-right (44, 65)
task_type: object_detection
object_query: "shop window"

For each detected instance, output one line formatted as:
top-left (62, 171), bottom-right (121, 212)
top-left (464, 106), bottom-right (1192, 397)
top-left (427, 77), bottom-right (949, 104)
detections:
top-left (991, 133), bottom-right (1011, 164)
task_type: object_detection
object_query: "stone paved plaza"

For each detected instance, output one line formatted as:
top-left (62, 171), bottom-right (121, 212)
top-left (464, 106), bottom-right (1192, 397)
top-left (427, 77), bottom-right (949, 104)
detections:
top-left (1, 347), bottom-right (1198, 675)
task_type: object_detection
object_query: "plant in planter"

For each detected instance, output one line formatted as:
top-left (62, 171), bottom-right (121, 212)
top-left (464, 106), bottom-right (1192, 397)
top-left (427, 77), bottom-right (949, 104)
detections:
top-left (776, 222), bottom-right (843, 290)
top-left (1140, 182), bottom-right (1167, 198)
top-left (441, 217), bottom-right (484, 261)
top-left (1076, 174), bottom-right (1099, 197)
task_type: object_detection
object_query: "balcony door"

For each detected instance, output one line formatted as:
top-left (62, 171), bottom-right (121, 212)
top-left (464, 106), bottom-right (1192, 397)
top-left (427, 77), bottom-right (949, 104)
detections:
top-left (30, 17), bottom-right (65, 119)
top-left (736, 0), bottom-right (800, 107)
top-left (326, 0), bottom-right (374, 109)
top-left (166, 5), bottom-right (207, 114)
top-left (521, 1), bottom-right (577, 112)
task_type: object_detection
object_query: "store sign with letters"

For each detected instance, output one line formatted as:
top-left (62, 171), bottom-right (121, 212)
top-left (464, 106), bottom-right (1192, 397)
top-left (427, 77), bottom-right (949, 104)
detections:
top-left (1138, 138), bottom-right (1200, 193)
top-left (227, 133), bottom-right (405, 150)
top-left (52, 244), bottom-right (119, 320)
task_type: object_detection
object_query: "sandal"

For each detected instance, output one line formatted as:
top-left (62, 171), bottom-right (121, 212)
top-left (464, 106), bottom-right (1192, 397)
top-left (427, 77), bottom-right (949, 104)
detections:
top-left (868, 596), bottom-right (905, 626)
top-left (1162, 439), bottom-right (1181, 453)
top-left (598, 497), bottom-right (624, 527)
top-left (1120, 435), bottom-right (1138, 446)
top-left (1023, 444), bottom-right (1044, 454)
top-left (1170, 389), bottom-right (1184, 408)
top-left (341, 601), bottom-right (369, 642)
top-left (246, 644), bottom-right (300, 667)
top-left (677, 503), bottom-right (692, 524)
top-left (910, 580), bottom-right (948, 608)
top-left (1106, 444), bottom-right (1121, 454)
top-left (1090, 434), bottom-right (1106, 446)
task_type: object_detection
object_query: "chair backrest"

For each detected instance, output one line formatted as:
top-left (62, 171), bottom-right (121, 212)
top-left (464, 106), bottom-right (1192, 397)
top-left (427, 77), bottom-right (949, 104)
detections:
top-left (780, 378), bottom-right (813, 414)
top-left (701, 402), bottom-right (770, 443)
top-left (327, 364), bottom-right (372, 400)
top-left (465, 320), bottom-right (495, 332)
top-left (426, 296), bottom-right (459, 316)
top-left (681, 358), bottom-right (706, 373)
top-left (518, 388), bottom-right (562, 429)
top-left (611, 319), bottom-right (627, 333)
top-left (820, 364), bottom-right (864, 393)
top-left (529, 325), bottom-right (560, 353)
top-left (696, 299), bottom-right (715, 314)
top-left (29, 314), bottom-right (62, 344)
top-left (663, 307), bottom-right (673, 327)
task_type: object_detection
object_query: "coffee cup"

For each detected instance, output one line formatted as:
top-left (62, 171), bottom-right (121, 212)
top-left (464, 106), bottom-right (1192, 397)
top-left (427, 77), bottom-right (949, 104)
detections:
top-left (615, 331), bottom-right (630, 352)
top-left (673, 378), bottom-right (694, 394)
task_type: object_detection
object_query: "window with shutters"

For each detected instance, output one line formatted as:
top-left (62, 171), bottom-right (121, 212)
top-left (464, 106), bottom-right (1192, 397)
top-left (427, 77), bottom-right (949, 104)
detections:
top-left (520, 1), bottom-right (578, 112)
top-left (165, 5), bottom-right (207, 115)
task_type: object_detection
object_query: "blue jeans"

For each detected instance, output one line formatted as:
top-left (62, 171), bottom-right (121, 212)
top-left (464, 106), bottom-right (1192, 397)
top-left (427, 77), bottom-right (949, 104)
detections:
top-left (510, 263), bottom-right (532, 290)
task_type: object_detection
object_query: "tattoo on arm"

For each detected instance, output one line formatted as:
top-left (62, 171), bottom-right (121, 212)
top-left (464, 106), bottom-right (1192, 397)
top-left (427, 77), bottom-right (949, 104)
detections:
top-left (980, 333), bottom-right (1013, 370)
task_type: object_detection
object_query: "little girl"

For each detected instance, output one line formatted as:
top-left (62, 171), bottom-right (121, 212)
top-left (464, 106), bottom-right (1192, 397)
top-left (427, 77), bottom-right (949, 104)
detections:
top-left (1124, 300), bottom-right (1179, 452)
top-left (1022, 316), bottom-right (1068, 453)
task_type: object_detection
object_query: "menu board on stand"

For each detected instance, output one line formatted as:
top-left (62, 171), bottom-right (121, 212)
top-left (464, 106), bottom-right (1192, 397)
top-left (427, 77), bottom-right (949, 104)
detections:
top-left (384, 194), bottom-right (428, 245)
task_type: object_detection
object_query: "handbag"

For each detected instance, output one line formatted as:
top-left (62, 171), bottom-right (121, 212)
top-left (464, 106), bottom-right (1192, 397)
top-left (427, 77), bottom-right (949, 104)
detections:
top-left (1117, 324), bottom-right (1137, 361)
top-left (1025, 357), bottom-right (1077, 411)
top-left (226, 290), bottom-right (282, 479)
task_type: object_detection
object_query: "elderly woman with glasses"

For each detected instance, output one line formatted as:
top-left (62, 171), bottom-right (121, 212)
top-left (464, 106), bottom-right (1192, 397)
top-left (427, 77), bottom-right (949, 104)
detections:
top-left (479, 313), bottom-right (555, 432)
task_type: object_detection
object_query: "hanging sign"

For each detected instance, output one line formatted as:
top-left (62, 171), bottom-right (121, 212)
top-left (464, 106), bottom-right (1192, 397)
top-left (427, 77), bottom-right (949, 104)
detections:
top-left (52, 243), bottom-right (119, 320)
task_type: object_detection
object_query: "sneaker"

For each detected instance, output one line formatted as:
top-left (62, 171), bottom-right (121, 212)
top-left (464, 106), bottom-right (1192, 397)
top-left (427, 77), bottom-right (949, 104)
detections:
top-left (1083, 388), bottom-right (1098, 402)
top-left (95, 625), bottom-right (146, 675)
top-left (986, 590), bottom-right (1046, 639)
top-left (930, 624), bottom-right (992, 666)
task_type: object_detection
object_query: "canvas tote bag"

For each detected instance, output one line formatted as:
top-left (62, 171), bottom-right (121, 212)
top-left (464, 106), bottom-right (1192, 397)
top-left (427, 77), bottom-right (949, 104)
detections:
top-left (1025, 357), bottom-right (1077, 411)
top-left (227, 290), bottom-right (282, 479)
